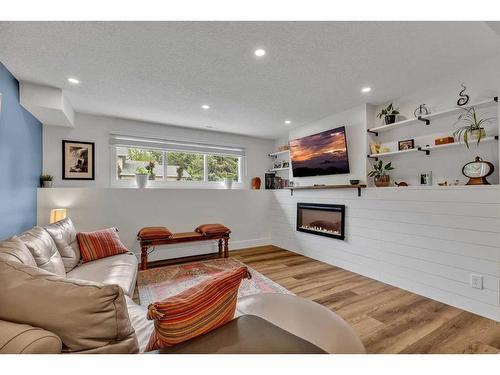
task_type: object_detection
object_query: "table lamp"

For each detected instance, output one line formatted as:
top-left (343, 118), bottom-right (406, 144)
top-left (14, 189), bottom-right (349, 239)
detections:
top-left (50, 208), bottom-right (67, 224)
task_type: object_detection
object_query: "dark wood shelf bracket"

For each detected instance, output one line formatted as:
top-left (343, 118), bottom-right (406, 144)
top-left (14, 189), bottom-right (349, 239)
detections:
top-left (367, 154), bottom-right (379, 161)
top-left (367, 129), bottom-right (379, 136)
top-left (417, 116), bottom-right (430, 125)
top-left (417, 147), bottom-right (430, 155)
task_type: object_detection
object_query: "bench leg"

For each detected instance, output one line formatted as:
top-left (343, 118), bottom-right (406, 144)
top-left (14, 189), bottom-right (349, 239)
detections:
top-left (218, 239), bottom-right (223, 258)
top-left (223, 237), bottom-right (229, 258)
top-left (141, 245), bottom-right (148, 270)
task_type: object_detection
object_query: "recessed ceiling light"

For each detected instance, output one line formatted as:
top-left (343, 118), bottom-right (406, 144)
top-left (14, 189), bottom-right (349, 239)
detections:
top-left (67, 77), bottom-right (80, 84)
top-left (201, 104), bottom-right (210, 110)
top-left (254, 49), bottom-right (266, 57)
top-left (284, 120), bottom-right (292, 125)
top-left (361, 87), bottom-right (372, 93)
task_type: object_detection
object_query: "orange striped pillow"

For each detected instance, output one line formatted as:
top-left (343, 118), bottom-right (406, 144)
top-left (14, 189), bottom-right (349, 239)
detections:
top-left (77, 228), bottom-right (128, 262)
top-left (146, 266), bottom-right (251, 351)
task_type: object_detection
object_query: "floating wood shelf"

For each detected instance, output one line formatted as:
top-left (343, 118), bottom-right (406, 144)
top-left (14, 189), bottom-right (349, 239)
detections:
top-left (268, 167), bottom-right (290, 172)
top-left (287, 184), bottom-right (367, 197)
top-left (268, 150), bottom-right (290, 157)
top-left (367, 136), bottom-right (499, 160)
top-left (367, 97), bottom-right (498, 135)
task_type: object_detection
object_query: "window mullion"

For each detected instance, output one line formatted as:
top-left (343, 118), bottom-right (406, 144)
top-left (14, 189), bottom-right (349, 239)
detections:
top-left (163, 151), bottom-right (168, 181)
top-left (203, 154), bottom-right (208, 182)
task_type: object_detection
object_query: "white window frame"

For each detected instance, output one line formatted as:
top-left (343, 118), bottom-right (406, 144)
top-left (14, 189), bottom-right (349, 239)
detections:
top-left (109, 134), bottom-right (246, 189)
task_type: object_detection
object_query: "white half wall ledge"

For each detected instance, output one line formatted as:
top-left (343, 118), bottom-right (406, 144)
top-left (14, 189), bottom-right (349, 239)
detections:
top-left (20, 82), bottom-right (75, 127)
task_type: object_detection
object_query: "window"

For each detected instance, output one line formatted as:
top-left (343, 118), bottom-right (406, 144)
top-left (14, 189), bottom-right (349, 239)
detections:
top-left (110, 134), bottom-right (245, 186)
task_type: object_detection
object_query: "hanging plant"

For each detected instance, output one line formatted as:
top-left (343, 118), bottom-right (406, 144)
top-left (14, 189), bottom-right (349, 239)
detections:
top-left (453, 106), bottom-right (494, 148)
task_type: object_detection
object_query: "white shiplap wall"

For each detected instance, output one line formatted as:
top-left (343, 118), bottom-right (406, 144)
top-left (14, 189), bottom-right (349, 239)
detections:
top-left (270, 186), bottom-right (500, 321)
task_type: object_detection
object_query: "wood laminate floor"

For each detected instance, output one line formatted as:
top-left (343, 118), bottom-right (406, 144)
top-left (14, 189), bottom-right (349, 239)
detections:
top-left (231, 245), bottom-right (500, 354)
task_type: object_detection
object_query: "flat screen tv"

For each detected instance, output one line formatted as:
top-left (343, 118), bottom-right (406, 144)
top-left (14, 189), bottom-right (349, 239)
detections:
top-left (290, 126), bottom-right (350, 178)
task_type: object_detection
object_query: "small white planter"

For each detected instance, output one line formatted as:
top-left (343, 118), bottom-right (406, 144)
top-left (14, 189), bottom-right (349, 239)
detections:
top-left (223, 178), bottom-right (233, 189)
top-left (42, 181), bottom-right (53, 188)
top-left (135, 174), bottom-right (149, 188)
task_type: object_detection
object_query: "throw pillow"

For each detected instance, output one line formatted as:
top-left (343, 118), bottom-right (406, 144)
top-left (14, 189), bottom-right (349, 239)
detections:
top-left (44, 217), bottom-right (81, 272)
top-left (146, 266), bottom-right (251, 351)
top-left (77, 228), bottom-right (128, 263)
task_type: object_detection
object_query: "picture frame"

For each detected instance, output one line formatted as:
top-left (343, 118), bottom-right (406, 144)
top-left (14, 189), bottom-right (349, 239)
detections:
top-left (398, 139), bottom-right (415, 151)
top-left (419, 171), bottom-right (432, 186)
top-left (62, 140), bottom-right (95, 180)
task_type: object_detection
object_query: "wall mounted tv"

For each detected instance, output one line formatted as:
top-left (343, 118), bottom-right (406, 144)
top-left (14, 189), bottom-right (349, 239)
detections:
top-left (290, 126), bottom-right (350, 178)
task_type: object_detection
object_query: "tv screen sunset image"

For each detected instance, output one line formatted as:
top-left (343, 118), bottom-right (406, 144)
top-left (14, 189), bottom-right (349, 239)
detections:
top-left (290, 126), bottom-right (350, 177)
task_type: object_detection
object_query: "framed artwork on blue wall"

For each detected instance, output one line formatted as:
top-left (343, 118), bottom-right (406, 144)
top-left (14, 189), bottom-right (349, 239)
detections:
top-left (62, 140), bottom-right (95, 180)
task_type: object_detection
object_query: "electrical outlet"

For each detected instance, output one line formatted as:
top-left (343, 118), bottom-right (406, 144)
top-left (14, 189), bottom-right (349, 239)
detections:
top-left (470, 274), bottom-right (483, 289)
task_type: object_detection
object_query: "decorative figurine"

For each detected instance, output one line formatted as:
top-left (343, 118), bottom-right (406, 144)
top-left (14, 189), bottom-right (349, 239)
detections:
top-left (414, 104), bottom-right (430, 118)
top-left (457, 82), bottom-right (470, 107)
top-left (395, 181), bottom-right (408, 187)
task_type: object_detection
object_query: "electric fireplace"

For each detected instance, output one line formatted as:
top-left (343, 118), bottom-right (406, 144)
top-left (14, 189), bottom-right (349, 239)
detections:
top-left (296, 203), bottom-right (345, 240)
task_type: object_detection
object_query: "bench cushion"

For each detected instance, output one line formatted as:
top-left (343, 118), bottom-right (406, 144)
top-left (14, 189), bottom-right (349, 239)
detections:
top-left (66, 252), bottom-right (138, 297)
top-left (195, 224), bottom-right (230, 236)
top-left (137, 226), bottom-right (173, 241)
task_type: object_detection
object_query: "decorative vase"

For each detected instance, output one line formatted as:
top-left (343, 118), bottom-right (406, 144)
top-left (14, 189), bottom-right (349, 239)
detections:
top-left (42, 181), bottom-right (53, 188)
top-left (384, 115), bottom-right (396, 125)
top-left (224, 178), bottom-right (233, 189)
top-left (135, 174), bottom-right (149, 188)
top-left (251, 177), bottom-right (261, 190)
top-left (374, 175), bottom-right (390, 187)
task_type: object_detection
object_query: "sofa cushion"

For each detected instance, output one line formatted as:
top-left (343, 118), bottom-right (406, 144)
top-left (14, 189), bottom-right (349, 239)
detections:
top-left (77, 228), bottom-right (128, 263)
top-left (125, 296), bottom-right (154, 353)
top-left (0, 237), bottom-right (37, 267)
top-left (0, 260), bottom-right (139, 353)
top-left (0, 320), bottom-right (62, 354)
top-left (44, 217), bottom-right (81, 272)
top-left (146, 266), bottom-right (251, 351)
top-left (18, 227), bottom-right (66, 277)
top-left (66, 252), bottom-right (138, 296)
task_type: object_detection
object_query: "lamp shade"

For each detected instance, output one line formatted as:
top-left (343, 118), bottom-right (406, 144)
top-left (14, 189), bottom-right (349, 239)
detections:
top-left (50, 208), bottom-right (67, 224)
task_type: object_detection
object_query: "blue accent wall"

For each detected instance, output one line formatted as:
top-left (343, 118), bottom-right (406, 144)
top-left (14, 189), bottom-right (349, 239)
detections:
top-left (0, 63), bottom-right (42, 240)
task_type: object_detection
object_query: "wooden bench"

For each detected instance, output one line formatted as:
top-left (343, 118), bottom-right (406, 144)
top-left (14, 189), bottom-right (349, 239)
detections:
top-left (138, 225), bottom-right (230, 270)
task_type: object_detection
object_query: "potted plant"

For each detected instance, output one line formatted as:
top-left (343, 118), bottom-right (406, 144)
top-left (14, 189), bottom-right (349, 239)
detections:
top-left (368, 161), bottom-right (395, 187)
top-left (453, 106), bottom-right (494, 148)
top-left (145, 161), bottom-right (156, 180)
top-left (221, 173), bottom-right (234, 189)
top-left (135, 167), bottom-right (149, 188)
top-left (40, 174), bottom-right (54, 188)
top-left (377, 103), bottom-right (400, 125)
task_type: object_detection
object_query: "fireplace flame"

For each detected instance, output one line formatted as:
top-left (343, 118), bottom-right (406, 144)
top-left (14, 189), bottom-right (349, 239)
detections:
top-left (299, 225), bottom-right (340, 235)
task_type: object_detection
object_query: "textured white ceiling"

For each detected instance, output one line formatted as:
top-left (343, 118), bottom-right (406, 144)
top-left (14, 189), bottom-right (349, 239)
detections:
top-left (1, 21), bottom-right (499, 139)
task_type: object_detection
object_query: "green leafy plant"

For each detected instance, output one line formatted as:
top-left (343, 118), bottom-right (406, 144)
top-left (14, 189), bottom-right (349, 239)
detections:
top-left (40, 174), bottom-right (54, 181)
top-left (377, 103), bottom-right (400, 119)
top-left (368, 160), bottom-right (394, 178)
top-left (135, 167), bottom-right (148, 175)
top-left (453, 106), bottom-right (494, 148)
